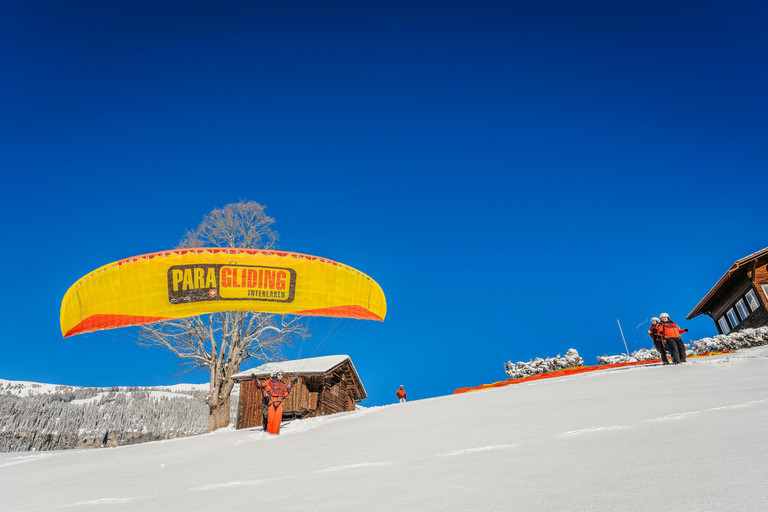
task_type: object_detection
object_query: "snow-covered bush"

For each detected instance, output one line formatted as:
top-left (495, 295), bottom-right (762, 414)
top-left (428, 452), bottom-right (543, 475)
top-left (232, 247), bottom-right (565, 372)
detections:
top-left (596, 347), bottom-right (660, 365)
top-left (690, 326), bottom-right (768, 354)
top-left (504, 349), bottom-right (584, 380)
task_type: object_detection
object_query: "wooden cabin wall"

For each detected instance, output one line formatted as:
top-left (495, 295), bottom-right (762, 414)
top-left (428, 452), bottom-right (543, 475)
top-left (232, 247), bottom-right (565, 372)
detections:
top-left (710, 279), bottom-right (755, 323)
top-left (321, 361), bottom-right (364, 402)
top-left (754, 262), bottom-right (768, 308)
top-left (340, 368), bottom-right (362, 401)
top-left (236, 379), bottom-right (262, 430)
top-left (281, 377), bottom-right (318, 420)
top-left (317, 370), bottom-right (355, 416)
top-left (236, 378), bottom-right (315, 427)
top-left (236, 375), bottom-right (356, 428)
top-left (235, 364), bottom-right (362, 429)
top-left (708, 273), bottom-right (768, 333)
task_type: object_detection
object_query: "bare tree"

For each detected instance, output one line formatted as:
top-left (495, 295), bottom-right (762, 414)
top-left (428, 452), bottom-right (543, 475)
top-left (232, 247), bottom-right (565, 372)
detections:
top-left (140, 201), bottom-right (308, 431)
top-left (176, 200), bottom-right (279, 250)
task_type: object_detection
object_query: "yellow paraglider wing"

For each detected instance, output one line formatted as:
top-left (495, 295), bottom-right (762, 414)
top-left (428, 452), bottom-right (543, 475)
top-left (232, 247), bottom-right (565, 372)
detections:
top-left (60, 248), bottom-right (386, 337)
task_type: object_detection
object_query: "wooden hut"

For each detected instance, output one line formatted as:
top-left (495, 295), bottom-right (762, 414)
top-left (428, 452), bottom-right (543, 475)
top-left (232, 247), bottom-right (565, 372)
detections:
top-left (232, 355), bottom-right (367, 430)
top-left (687, 246), bottom-right (768, 334)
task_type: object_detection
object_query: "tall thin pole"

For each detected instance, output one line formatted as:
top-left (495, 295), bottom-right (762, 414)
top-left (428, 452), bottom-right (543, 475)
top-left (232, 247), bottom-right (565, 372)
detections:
top-left (617, 319), bottom-right (630, 360)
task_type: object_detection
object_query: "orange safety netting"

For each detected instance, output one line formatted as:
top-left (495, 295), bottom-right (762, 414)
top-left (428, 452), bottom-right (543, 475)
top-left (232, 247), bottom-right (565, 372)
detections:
top-left (452, 351), bottom-right (735, 394)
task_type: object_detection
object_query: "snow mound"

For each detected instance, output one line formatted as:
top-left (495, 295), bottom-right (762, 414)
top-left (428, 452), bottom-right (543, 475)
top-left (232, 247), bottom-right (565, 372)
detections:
top-left (691, 326), bottom-right (768, 354)
top-left (504, 348), bottom-right (584, 379)
top-left (596, 348), bottom-right (662, 365)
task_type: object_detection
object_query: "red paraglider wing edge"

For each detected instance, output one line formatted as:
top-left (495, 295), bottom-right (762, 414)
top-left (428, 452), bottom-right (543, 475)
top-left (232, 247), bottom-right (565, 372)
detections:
top-left (65, 305), bottom-right (383, 337)
top-left (64, 314), bottom-right (171, 337)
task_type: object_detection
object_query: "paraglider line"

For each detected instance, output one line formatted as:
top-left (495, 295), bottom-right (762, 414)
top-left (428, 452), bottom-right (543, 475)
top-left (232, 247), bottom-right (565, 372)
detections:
top-left (323, 321), bottom-right (362, 355)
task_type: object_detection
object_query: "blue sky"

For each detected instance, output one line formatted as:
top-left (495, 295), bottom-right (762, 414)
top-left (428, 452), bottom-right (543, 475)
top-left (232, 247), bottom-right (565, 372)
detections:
top-left (1, 1), bottom-right (766, 406)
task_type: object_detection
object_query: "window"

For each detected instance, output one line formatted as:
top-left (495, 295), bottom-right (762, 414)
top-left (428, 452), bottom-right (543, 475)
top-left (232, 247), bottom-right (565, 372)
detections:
top-left (735, 299), bottom-right (749, 320)
top-left (718, 316), bottom-right (730, 334)
top-left (746, 289), bottom-right (760, 311)
top-left (726, 308), bottom-right (739, 328)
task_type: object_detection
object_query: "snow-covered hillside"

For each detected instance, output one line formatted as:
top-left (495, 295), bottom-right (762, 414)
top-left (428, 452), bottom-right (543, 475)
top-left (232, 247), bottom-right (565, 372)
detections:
top-left (3, 347), bottom-right (767, 511)
top-left (0, 381), bottom-right (224, 452)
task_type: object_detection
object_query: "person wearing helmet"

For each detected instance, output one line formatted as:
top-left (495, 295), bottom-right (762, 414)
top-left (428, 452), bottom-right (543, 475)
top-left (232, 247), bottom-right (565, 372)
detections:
top-left (255, 370), bottom-right (298, 434)
top-left (648, 317), bottom-right (674, 365)
top-left (658, 313), bottom-right (689, 363)
top-left (396, 385), bottom-right (407, 403)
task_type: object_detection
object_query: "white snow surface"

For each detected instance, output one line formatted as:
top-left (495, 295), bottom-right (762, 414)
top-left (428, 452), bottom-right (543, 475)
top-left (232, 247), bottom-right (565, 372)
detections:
top-left (3, 347), bottom-right (768, 511)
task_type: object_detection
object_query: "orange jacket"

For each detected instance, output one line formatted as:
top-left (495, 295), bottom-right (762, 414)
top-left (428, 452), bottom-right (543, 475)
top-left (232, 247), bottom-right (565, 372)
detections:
top-left (257, 378), bottom-right (294, 405)
top-left (660, 321), bottom-right (688, 339)
top-left (648, 324), bottom-right (663, 343)
top-left (396, 389), bottom-right (406, 399)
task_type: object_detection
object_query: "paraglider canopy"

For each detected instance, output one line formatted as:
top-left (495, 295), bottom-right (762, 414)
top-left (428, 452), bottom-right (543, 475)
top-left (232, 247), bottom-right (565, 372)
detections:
top-left (60, 248), bottom-right (386, 337)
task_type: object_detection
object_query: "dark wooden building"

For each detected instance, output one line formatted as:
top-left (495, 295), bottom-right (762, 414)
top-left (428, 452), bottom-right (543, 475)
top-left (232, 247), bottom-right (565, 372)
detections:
top-left (232, 355), bottom-right (367, 430)
top-left (687, 247), bottom-right (768, 334)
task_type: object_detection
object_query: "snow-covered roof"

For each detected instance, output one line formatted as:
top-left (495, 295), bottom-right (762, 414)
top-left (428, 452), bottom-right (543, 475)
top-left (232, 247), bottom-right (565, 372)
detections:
top-left (687, 246), bottom-right (768, 320)
top-left (231, 354), bottom-right (353, 378)
top-left (232, 355), bottom-right (366, 399)
top-left (734, 246), bottom-right (768, 267)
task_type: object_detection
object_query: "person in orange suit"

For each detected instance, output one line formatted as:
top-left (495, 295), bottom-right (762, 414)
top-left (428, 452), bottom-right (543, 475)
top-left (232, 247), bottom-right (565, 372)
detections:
top-left (396, 385), bottom-right (406, 403)
top-left (659, 312), bottom-right (689, 363)
top-left (255, 370), bottom-right (297, 434)
top-left (648, 317), bottom-right (672, 365)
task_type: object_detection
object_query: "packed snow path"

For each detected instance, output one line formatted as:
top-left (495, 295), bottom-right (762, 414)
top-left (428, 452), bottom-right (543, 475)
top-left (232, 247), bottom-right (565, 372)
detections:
top-left (3, 347), bottom-right (768, 511)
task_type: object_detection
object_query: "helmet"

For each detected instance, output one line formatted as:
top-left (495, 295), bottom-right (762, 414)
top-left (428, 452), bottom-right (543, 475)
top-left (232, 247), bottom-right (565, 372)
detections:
top-left (273, 369), bottom-right (284, 378)
top-left (660, 313), bottom-right (670, 320)
top-left (651, 317), bottom-right (660, 324)
top-left (399, 385), bottom-right (404, 389)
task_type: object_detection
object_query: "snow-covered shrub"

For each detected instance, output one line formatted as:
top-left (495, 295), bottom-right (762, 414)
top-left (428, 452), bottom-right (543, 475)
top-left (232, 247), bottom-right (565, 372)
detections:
top-left (596, 347), bottom-right (660, 365)
top-left (504, 349), bottom-right (584, 380)
top-left (596, 354), bottom-right (628, 365)
top-left (690, 326), bottom-right (768, 354)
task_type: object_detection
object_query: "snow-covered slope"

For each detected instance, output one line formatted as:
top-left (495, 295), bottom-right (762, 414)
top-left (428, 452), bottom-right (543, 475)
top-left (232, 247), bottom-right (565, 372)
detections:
top-left (3, 347), bottom-right (768, 511)
top-left (0, 379), bottom-right (72, 397)
top-left (0, 380), bottom-right (209, 397)
top-left (0, 381), bottom-right (215, 452)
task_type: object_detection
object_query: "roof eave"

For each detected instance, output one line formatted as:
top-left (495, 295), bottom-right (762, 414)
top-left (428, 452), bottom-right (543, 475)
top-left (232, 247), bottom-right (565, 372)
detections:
top-left (234, 369), bottom-right (328, 381)
top-left (687, 265), bottom-right (736, 320)
top-left (343, 358), bottom-right (367, 400)
top-left (687, 246), bottom-right (768, 320)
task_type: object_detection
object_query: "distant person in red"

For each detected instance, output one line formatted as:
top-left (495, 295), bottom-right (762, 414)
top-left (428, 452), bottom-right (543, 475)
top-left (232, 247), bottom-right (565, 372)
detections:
top-left (255, 370), bottom-right (297, 434)
top-left (396, 385), bottom-right (406, 403)
top-left (659, 312), bottom-right (689, 363)
top-left (648, 317), bottom-right (673, 365)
